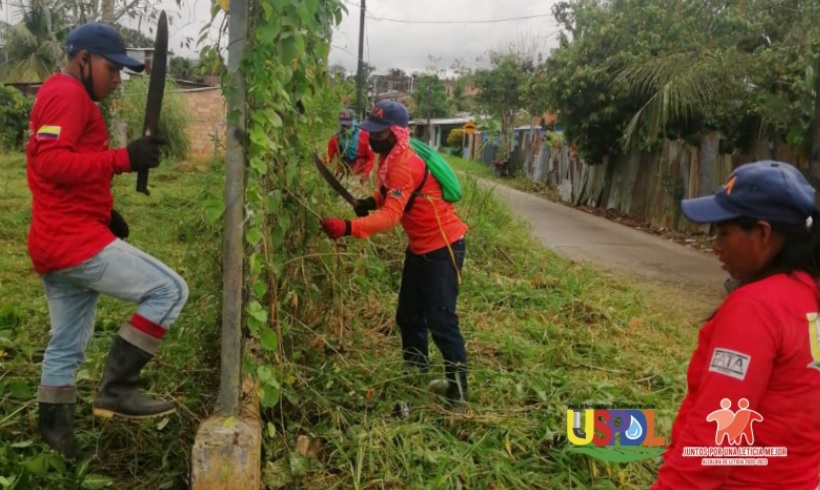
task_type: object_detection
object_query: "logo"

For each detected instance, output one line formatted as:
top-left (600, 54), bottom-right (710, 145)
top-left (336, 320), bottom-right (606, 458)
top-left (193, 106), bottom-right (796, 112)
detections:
top-left (682, 398), bottom-right (787, 466)
top-left (371, 107), bottom-right (385, 119)
top-left (722, 176), bottom-right (737, 195)
top-left (707, 398), bottom-right (762, 445)
top-left (708, 348), bottom-right (750, 380)
top-left (566, 406), bottom-right (666, 462)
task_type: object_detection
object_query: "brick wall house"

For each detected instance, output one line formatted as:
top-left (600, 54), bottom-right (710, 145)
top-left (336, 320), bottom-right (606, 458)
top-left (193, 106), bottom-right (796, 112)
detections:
top-left (178, 87), bottom-right (226, 159)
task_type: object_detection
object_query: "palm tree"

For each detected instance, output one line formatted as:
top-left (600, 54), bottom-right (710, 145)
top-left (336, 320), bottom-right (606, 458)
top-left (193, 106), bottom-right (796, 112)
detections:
top-left (0, 0), bottom-right (66, 83)
top-left (615, 50), bottom-right (738, 149)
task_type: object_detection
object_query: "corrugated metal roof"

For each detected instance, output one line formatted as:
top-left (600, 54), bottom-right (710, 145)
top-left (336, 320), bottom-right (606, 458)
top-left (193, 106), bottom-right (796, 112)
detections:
top-left (409, 117), bottom-right (473, 126)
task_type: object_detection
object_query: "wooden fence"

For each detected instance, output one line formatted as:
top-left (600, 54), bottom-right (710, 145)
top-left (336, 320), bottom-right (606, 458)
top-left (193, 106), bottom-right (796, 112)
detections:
top-left (525, 133), bottom-right (801, 233)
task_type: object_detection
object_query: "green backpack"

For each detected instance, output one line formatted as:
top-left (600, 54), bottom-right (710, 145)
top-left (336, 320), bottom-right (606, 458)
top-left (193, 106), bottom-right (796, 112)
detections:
top-left (407, 137), bottom-right (463, 204)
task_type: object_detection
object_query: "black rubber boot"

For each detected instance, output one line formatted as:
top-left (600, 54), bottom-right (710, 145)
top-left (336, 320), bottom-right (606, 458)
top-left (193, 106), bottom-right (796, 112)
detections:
top-left (37, 386), bottom-right (78, 459)
top-left (444, 363), bottom-right (469, 414)
top-left (92, 331), bottom-right (175, 419)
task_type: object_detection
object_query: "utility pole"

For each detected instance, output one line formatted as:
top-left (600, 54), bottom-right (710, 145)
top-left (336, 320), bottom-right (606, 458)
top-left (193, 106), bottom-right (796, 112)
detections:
top-left (354, 0), bottom-right (366, 119)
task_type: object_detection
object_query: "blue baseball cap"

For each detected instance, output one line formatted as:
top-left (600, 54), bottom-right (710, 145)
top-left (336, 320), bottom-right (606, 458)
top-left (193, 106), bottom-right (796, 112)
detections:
top-left (339, 109), bottom-right (356, 127)
top-left (681, 160), bottom-right (816, 225)
top-left (65, 23), bottom-right (145, 72)
top-left (359, 100), bottom-right (409, 133)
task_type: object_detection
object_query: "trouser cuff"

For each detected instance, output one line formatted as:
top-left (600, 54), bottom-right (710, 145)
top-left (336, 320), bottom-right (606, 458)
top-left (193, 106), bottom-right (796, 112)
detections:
top-left (118, 322), bottom-right (162, 355)
top-left (37, 385), bottom-right (77, 404)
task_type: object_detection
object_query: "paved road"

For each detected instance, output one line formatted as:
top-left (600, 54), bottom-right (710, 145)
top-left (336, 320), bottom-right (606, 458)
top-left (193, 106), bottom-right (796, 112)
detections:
top-left (483, 181), bottom-right (728, 292)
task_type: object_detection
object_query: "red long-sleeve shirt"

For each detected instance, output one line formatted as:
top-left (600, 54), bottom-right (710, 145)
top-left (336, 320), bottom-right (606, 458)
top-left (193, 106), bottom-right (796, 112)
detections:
top-left (350, 145), bottom-right (468, 255)
top-left (26, 72), bottom-right (131, 274)
top-left (652, 272), bottom-right (820, 490)
top-left (327, 130), bottom-right (375, 178)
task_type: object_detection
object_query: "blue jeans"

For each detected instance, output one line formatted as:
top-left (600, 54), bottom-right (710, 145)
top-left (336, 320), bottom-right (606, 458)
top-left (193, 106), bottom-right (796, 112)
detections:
top-left (40, 239), bottom-right (188, 387)
top-left (396, 238), bottom-right (467, 390)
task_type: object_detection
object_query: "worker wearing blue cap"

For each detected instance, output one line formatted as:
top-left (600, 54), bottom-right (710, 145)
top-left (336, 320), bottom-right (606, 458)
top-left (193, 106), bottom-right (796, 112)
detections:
top-left (26, 22), bottom-right (185, 459)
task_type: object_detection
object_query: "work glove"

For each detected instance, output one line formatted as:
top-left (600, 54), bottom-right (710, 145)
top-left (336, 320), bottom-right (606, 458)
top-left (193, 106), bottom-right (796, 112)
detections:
top-left (321, 218), bottom-right (350, 240)
top-left (353, 196), bottom-right (377, 217)
top-left (110, 208), bottom-right (129, 239)
top-left (126, 136), bottom-right (164, 173)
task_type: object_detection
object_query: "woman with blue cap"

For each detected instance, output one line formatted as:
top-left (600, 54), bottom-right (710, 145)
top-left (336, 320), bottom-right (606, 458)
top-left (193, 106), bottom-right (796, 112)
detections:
top-left (652, 161), bottom-right (820, 489)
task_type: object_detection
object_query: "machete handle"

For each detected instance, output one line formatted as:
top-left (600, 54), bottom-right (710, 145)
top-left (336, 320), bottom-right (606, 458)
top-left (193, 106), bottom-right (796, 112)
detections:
top-left (136, 170), bottom-right (150, 195)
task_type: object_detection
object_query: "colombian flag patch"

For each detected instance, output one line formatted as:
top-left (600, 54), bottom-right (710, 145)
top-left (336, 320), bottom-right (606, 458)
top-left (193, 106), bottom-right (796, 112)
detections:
top-left (36, 125), bottom-right (61, 140)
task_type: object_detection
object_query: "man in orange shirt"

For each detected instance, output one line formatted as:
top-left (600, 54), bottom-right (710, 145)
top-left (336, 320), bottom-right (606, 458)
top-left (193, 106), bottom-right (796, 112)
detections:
top-left (320, 100), bottom-right (470, 410)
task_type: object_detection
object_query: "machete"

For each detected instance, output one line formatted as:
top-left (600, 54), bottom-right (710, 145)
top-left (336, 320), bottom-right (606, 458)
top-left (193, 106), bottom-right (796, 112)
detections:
top-left (136, 11), bottom-right (168, 195)
top-left (313, 153), bottom-right (358, 208)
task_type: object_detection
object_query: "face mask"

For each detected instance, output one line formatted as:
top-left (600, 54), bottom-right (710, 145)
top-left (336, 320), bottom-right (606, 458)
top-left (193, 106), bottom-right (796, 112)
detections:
top-left (80, 54), bottom-right (98, 101)
top-left (370, 134), bottom-right (395, 155)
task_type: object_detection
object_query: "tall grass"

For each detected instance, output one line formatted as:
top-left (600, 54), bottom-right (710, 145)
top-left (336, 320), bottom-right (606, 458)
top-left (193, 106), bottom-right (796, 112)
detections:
top-left (111, 77), bottom-right (191, 161)
top-left (259, 168), bottom-right (702, 489)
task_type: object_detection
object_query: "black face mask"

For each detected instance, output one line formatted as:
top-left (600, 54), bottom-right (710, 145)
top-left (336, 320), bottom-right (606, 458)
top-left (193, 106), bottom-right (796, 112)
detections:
top-left (370, 134), bottom-right (396, 155)
top-left (79, 54), bottom-right (98, 101)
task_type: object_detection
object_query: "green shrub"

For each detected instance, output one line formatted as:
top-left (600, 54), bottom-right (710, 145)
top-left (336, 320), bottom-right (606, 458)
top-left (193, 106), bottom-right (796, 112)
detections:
top-left (0, 86), bottom-right (32, 151)
top-left (446, 128), bottom-right (464, 147)
top-left (111, 77), bottom-right (190, 160)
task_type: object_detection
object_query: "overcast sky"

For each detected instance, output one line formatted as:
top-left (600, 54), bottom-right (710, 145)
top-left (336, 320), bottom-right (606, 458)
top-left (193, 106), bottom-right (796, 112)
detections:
top-left (2, 0), bottom-right (562, 73)
top-left (329, 0), bottom-right (563, 75)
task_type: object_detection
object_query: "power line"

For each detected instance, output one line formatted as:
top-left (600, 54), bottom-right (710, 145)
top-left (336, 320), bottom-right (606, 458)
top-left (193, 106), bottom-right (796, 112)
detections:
top-left (365, 13), bottom-right (555, 25)
top-left (330, 44), bottom-right (357, 58)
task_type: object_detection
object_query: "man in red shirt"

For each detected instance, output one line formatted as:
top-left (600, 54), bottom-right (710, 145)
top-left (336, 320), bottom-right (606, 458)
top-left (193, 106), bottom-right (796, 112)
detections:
top-left (326, 108), bottom-right (375, 182)
top-left (320, 101), bottom-right (470, 411)
top-left (652, 161), bottom-right (820, 489)
top-left (27, 23), bottom-right (187, 459)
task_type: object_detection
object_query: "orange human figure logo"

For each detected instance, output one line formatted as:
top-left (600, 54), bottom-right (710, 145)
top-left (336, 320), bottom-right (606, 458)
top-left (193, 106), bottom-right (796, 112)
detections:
top-left (728, 398), bottom-right (763, 445)
top-left (706, 398), bottom-right (736, 445)
top-left (705, 398), bottom-right (763, 446)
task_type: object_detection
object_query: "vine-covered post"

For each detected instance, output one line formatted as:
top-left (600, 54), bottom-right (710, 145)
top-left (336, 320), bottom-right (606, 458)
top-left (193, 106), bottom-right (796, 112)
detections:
top-left (220, 0), bottom-right (249, 417)
top-left (191, 0), bottom-right (262, 487)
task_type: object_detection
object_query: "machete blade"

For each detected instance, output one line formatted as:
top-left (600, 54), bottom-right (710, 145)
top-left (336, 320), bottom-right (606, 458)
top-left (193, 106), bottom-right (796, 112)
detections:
top-left (136, 11), bottom-right (168, 196)
top-left (313, 153), bottom-right (358, 208)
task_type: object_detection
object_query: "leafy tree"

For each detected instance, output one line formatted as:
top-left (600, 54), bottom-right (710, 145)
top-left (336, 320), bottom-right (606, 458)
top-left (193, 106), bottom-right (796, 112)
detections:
top-left (473, 52), bottom-right (534, 157)
top-left (543, 0), bottom-right (820, 166)
top-left (329, 64), bottom-right (349, 81)
top-left (411, 73), bottom-right (449, 119)
top-left (117, 25), bottom-right (154, 47)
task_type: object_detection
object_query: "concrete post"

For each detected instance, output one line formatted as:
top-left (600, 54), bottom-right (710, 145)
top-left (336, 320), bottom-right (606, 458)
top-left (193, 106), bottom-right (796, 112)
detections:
top-left (191, 0), bottom-right (262, 486)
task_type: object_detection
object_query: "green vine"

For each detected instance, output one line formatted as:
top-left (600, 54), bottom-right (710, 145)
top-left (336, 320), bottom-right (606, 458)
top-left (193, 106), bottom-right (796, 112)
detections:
top-left (238, 0), bottom-right (345, 410)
